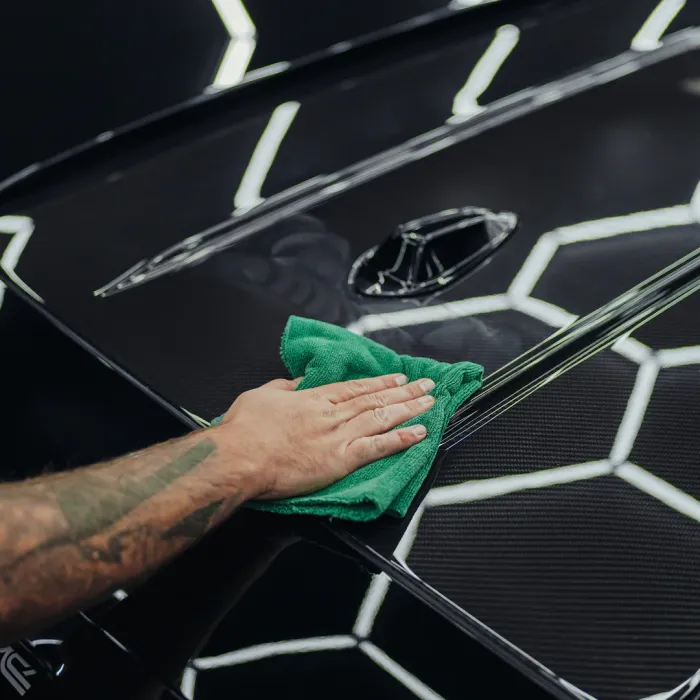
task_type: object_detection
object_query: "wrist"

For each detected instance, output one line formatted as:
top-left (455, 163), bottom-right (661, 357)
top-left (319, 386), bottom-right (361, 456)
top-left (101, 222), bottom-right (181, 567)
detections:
top-left (207, 423), bottom-right (268, 502)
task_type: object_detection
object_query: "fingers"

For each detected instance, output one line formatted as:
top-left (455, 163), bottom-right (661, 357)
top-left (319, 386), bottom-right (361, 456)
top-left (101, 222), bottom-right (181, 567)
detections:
top-left (263, 377), bottom-right (303, 391)
top-left (338, 378), bottom-right (435, 419)
top-left (313, 374), bottom-right (408, 403)
top-left (346, 425), bottom-right (428, 468)
top-left (345, 393), bottom-right (435, 439)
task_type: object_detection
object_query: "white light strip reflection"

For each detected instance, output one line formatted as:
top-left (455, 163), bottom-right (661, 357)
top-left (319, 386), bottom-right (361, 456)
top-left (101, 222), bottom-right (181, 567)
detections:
top-left (639, 669), bottom-right (700, 700)
top-left (210, 0), bottom-right (256, 90)
top-left (353, 507), bottom-right (425, 637)
top-left (359, 642), bottom-right (446, 700)
top-left (506, 206), bottom-right (694, 302)
top-left (242, 61), bottom-right (291, 82)
top-left (180, 667), bottom-right (198, 700)
top-left (354, 573), bottom-right (391, 637)
top-left (213, 38), bottom-right (257, 90)
top-left (28, 639), bottom-right (62, 647)
top-left (511, 296), bottom-right (578, 328)
top-left (691, 179), bottom-right (700, 221)
top-left (554, 206), bottom-right (694, 244)
top-left (426, 461), bottom-right (612, 507)
top-left (640, 689), bottom-right (681, 700)
top-left (657, 345), bottom-right (700, 367)
top-left (609, 360), bottom-right (659, 465)
top-left (211, 0), bottom-right (254, 35)
top-left (347, 295), bottom-right (510, 336)
top-left (234, 101), bottom-right (301, 214)
top-left (507, 233), bottom-right (559, 298)
top-left (394, 504), bottom-right (425, 567)
top-left (450, 0), bottom-right (500, 7)
top-left (195, 635), bottom-right (356, 670)
top-left (631, 0), bottom-right (686, 52)
top-left (611, 336), bottom-right (654, 364)
top-left (0, 216), bottom-right (41, 306)
top-left (617, 462), bottom-right (700, 523)
top-left (560, 679), bottom-right (598, 700)
top-left (450, 24), bottom-right (520, 122)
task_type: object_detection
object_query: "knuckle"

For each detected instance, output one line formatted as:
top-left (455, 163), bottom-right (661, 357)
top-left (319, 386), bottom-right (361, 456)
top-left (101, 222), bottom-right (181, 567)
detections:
top-left (381, 375), bottom-right (395, 389)
top-left (411, 397), bottom-right (431, 413)
top-left (368, 392), bottom-right (389, 408)
top-left (408, 382), bottom-right (424, 398)
top-left (399, 428), bottom-right (414, 446)
top-left (372, 406), bottom-right (388, 425)
top-left (351, 379), bottom-right (370, 396)
top-left (371, 434), bottom-right (388, 456)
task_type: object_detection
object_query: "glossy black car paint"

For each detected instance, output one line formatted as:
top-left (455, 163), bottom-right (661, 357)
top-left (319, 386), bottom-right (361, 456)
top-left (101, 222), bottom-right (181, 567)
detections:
top-left (0, 0), bottom-right (469, 184)
top-left (2, 1), bottom-right (700, 699)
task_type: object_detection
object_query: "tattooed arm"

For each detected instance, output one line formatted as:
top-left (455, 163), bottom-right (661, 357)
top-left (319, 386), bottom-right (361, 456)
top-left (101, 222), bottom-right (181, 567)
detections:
top-left (0, 372), bottom-right (435, 643)
top-left (0, 431), bottom-right (246, 643)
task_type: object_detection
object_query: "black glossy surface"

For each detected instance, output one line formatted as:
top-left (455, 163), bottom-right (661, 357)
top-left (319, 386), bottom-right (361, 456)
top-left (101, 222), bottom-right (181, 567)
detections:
top-left (410, 477), bottom-right (700, 700)
top-left (4, 5), bottom-right (700, 424)
top-left (0, 0), bottom-right (472, 183)
top-left (0, 293), bottom-right (187, 478)
top-left (97, 534), bottom-right (555, 700)
top-left (3, 1), bottom-right (700, 698)
top-left (0, 293), bottom-right (551, 699)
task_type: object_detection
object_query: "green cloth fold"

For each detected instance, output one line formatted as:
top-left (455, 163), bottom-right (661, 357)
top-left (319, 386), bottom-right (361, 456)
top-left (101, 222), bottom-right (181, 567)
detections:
top-left (242, 315), bottom-right (483, 521)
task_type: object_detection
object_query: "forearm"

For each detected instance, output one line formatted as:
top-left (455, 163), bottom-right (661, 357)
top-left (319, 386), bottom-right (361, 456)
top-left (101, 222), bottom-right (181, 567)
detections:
top-left (0, 427), bottom-right (253, 643)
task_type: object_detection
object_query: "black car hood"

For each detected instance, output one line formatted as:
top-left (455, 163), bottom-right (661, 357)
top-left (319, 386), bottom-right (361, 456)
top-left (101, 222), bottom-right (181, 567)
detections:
top-left (3, 2), bottom-right (700, 699)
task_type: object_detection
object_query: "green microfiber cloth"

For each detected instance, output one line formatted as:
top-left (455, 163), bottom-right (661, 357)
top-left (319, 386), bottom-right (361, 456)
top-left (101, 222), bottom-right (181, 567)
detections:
top-left (218, 316), bottom-right (483, 521)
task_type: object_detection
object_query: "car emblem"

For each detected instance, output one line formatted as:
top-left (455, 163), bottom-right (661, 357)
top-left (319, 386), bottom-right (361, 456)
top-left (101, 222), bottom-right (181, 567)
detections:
top-left (349, 206), bottom-right (518, 297)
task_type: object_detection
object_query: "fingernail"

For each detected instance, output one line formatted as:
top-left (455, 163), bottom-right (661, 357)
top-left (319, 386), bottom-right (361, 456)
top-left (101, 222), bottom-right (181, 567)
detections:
top-left (413, 425), bottom-right (427, 437)
top-left (418, 395), bottom-right (435, 406)
top-left (419, 379), bottom-right (435, 392)
top-left (395, 374), bottom-right (408, 386)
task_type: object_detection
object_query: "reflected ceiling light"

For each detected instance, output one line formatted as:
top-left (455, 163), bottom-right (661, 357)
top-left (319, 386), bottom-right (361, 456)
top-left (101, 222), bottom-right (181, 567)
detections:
top-left (195, 635), bottom-right (356, 669)
top-left (360, 642), bottom-right (445, 700)
top-left (180, 667), bottom-right (197, 700)
top-left (210, 0), bottom-right (256, 91)
top-left (353, 573), bottom-right (392, 638)
top-left (450, 24), bottom-right (520, 122)
top-left (234, 101), bottom-right (301, 214)
top-left (618, 462), bottom-right (700, 522)
top-left (639, 670), bottom-right (700, 700)
top-left (691, 178), bottom-right (700, 220)
top-left (0, 216), bottom-right (41, 308)
top-left (449, 0), bottom-right (499, 8)
top-left (426, 461), bottom-right (612, 507)
top-left (631, 0), bottom-right (686, 52)
top-left (656, 345), bottom-right (700, 366)
top-left (609, 359), bottom-right (660, 465)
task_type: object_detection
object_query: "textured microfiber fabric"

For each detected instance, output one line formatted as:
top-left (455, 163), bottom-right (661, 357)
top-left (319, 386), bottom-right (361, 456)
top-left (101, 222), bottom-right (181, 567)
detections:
top-left (217, 316), bottom-right (483, 521)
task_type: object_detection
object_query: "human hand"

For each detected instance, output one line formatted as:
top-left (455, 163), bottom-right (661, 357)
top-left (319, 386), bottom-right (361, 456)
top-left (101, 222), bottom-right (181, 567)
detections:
top-left (213, 374), bottom-right (435, 500)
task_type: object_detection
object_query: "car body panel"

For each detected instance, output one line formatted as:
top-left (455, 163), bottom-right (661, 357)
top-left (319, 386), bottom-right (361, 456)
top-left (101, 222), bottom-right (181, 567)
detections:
top-left (2, 1), bottom-right (700, 699)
